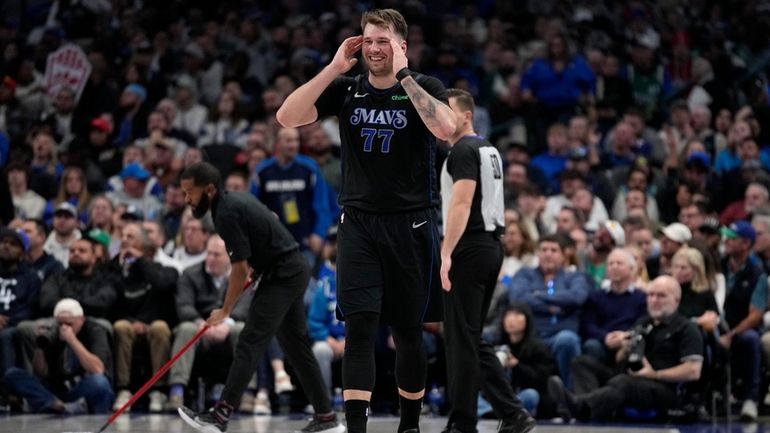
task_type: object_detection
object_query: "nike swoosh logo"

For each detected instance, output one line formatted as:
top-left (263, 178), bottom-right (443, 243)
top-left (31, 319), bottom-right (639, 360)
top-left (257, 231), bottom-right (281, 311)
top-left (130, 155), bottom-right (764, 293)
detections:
top-left (412, 221), bottom-right (428, 229)
top-left (354, 92), bottom-right (369, 98)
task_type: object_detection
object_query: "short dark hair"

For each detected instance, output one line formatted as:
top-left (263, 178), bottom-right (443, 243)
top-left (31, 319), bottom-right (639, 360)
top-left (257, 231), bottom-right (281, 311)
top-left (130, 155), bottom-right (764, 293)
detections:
top-left (446, 88), bottom-right (475, 115)
top-left (538, 233), bottom-right (568, 251)
top-left (26, 218), bottom-right (48, 238)
top-left (361, 9), bottom-right (408, 40)
top-left (181, 162), bottom-right (222, 189)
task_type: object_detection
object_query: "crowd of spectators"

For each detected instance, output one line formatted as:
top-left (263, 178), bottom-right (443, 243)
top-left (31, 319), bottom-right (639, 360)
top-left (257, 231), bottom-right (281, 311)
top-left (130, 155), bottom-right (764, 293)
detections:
top-left (1, 0), bottom-right (770, 423)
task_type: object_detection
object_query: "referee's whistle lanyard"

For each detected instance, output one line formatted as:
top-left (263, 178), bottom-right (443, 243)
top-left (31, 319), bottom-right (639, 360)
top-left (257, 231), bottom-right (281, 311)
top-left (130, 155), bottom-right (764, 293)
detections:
top-left (546, 280), bottom-right (557, 324)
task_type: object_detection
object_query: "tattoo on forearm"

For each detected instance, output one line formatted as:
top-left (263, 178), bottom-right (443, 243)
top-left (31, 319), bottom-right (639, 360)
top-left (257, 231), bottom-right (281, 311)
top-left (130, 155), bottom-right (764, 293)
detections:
top-left (402, 76), bottom-right (439, 124)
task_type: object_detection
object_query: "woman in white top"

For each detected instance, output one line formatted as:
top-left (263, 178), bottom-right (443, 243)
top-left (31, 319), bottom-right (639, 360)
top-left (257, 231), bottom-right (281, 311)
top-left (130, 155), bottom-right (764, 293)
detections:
top-left (198, 91), bottom-right (250, 147)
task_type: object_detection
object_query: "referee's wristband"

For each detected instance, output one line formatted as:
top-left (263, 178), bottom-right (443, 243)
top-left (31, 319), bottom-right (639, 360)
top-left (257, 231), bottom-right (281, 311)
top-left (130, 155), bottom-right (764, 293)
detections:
top-left (396, 67), bottom-right (413, 81)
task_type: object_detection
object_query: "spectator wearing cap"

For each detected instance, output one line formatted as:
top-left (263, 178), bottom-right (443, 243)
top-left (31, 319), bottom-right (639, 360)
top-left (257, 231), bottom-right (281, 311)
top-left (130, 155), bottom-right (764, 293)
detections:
top-left (720, 182), bottom-right (770, 226)
top-left (3, 298), bottom-right (115, 414)
top-left (508, 234), bottom-right (590, 387)
top-left (695, 217), bottom-right (722, 252)
top-left (106, 163), bottom-right (163, 221)
top-left (7, 163), bottom-right (46, 220)
top-left (20, 219), bottom-right (63, 282)
top-left (581, 220), bottom-right (625, 287)
top-left (43, 202), bottom-right (82, 267)
top-left (531, 124), bottom-right (571, 194)
top-left (172, 75), bottom-right (208, 138)
top-left (172, 217), bottom-right (212, 271)
top-left (106, 146), bottom-right (163, 199)
top-left (114, 83), bottom-right (149, 147)
top-left (308, 226), bottom-right (344, 393)
top-left (0, 227), bottom-right (41, 376)
top-left (719, 221), bottom-right (766, 421)
top-left (41, 166), bottom-right (90, 227)
top-left (67, 116), bottom-right (121, 193)
top-left (646, 222), bottom-right (691, 279)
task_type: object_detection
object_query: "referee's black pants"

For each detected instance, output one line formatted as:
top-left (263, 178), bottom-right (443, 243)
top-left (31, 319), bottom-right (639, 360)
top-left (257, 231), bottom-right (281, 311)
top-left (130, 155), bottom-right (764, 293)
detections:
top-left (443, 233), bottom-right (524, 432)
top-left (220, 250), bottom-right (332, 414)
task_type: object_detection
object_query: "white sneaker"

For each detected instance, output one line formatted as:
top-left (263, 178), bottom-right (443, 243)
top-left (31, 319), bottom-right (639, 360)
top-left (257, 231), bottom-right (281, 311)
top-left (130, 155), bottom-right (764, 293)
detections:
top-left (149, 390), bottom-right (168, 413)
top-left (253, 391), bottom-right (271, 415)
top-left (275, 371), bottom-right (294, 394)
top-left (113, 390), bottom-right (132, 412)
top-left (741, 399), bottom-right (758, 421)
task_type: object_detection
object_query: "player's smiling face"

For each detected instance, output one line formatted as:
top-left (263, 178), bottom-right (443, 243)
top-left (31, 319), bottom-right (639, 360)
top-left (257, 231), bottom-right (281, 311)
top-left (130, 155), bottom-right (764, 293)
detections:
top-left (362, 24), bottom-right (403, 77)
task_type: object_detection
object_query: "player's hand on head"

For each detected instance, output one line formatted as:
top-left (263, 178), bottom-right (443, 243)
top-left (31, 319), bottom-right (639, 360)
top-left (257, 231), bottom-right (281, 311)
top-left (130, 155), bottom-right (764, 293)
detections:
top-left (331, 35), bottom-right (363, 74)
top-left (389, 39), bottom-right (408, 74)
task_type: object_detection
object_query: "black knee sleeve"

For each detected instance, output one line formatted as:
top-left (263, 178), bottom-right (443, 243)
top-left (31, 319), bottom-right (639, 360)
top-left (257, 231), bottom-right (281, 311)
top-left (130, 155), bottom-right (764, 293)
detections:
top-left (342, 311), bottom-right (379, 391)
top-left (391, 325), bottom-right (426, 393)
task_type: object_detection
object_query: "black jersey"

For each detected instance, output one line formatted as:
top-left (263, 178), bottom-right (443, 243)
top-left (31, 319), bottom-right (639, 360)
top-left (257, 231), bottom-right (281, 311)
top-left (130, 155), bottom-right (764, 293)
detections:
top-left (211, 191), bottom-right (298, 275)
top-left (440, 135), bottom-right (505, 235)
top-left (315, 73), bottom-right (448, 213)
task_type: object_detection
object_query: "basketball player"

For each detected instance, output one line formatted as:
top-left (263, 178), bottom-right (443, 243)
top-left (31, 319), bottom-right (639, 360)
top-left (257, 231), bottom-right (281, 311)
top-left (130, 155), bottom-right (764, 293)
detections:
top-left (277, 8), bottom-right (456, 433)
top-left (440, 89), bottom-right (536, 433)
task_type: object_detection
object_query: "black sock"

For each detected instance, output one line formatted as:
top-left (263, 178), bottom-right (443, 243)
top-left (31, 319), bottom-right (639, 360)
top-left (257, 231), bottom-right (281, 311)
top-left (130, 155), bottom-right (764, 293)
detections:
top-left (398, 395), bottom-right (422, 432)
top-left (344, 400), bottom-right (369, 433)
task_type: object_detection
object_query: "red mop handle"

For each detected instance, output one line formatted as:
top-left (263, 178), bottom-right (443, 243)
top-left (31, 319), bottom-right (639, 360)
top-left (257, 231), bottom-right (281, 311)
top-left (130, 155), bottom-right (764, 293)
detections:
top-left (97, 324), bottom-right (209, 433)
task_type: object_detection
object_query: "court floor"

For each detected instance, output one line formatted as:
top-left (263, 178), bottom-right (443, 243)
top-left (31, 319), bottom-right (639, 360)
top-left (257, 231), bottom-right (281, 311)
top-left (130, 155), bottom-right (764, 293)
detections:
top-left (0, 414), bottom-right (767, 433)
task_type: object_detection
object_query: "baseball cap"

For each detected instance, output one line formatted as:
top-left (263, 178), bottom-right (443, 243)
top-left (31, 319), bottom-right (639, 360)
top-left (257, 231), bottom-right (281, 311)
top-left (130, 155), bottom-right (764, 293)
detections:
top-left (85, 228), bottom-right (111, 247)
top-left (603, 220), bottom-right (625, 246)
top-left (685, 152), bottom-right (711, 171)
top-left (121, 205), bottom-right (144, 221)
top-left (54, 202), bottom-right (78, 217)
top-left (124, 83), bottom-right (147, 102)
top-left (698, 217), bottom-right (720, 234)
top-left (661, 222), bottom-right (692, 243)
top-left (54, 298), bottom-right (84, 318)
top-left (90, 117), bottom-right (112, 134)
top-left (119, 163), bottom-right (150, 181)
top-left (721, 220), bottom-right (756, 244)
top-left (0, 227), bottom-right (29, 252)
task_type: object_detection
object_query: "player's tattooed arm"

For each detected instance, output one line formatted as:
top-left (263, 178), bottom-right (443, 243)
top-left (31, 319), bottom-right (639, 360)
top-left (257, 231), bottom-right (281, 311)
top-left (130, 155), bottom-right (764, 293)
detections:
top-left (400, 76), bottom-right (456, 141)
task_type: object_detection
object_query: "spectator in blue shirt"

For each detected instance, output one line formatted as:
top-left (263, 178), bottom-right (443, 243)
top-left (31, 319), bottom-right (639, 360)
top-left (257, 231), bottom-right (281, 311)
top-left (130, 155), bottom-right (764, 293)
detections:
top-left (531, 124), bottom-right (570, 194)
top-left (508, 234), bottom-right (590, 387)
top-left (719, 221), bottom-right (767, 421)
top-left (579, 248), bottom-right (647, 364)
top-left (251, 127), bottom-right (334, 265)
top-left (521, 34), bottom-right (595, 114)
top-left (308, 227), bottom-right (343, 393)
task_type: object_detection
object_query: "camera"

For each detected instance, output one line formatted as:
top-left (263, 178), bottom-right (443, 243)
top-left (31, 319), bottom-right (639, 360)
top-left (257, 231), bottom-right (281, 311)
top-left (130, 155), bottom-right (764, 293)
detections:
top-left (495, 345), bottom-right (511, 366)
top-left (626, 324), bottom-right (653, 371)
top-left (36, 324), bottom-right (58, 350)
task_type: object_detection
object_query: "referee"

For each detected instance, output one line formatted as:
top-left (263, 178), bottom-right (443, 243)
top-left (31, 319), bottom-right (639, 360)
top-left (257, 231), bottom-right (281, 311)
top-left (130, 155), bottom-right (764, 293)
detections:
top-left (440, 89), bottom-right (536, 433)
top-left (176, 162), bottom-right (344, 433)
top-left (277, 8), bottom-right (456, 433)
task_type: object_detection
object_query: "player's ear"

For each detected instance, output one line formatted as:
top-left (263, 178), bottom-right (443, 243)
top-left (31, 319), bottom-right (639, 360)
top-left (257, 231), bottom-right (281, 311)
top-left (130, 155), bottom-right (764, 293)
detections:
top-left (400, 39), bottom-right (407, 53)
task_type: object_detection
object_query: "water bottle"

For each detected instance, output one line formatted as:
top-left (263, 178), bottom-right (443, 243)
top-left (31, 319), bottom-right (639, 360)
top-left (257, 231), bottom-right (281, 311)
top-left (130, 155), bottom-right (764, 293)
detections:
top-left (332, 387), bottom-right (344, 412)
top-left (427, 384), bottom-right (443, 415)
